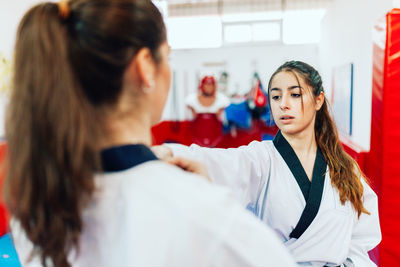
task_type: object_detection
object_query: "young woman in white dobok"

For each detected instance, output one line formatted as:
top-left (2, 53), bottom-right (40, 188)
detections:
top-left (157, 61), bottom-right (381, 267)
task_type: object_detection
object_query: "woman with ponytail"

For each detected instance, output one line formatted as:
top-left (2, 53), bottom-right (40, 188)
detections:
top-left (5, 1), bottom-right (297, 267)
top-left (156, 61), bottom-right (381, 266)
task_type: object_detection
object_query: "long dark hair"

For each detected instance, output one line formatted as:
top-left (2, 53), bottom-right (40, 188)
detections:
top-left (268, 61), bottom-right (369, 217)
top-left (4, 0), bottom-right (166, 266)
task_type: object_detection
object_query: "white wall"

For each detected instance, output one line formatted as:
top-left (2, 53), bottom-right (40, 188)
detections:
top-left (0, 0), bottom-right (48, 138)
top-left (163, 43), bottom-right (319, 120)
top-left (319, 0), bottom-right (394, 150)
top-left (0, 0), bottom-right (47, 56)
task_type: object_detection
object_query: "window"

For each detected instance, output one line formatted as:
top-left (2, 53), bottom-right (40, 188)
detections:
top-left (223, 21), bottom-right (281, 44)
top-left (252, 22), bottom-right (281, 42)
top-left (165, 9), bottom-right (326, 49)
top-left (224, 24), bottom-right (252, 43)
top-left (167, 16), bottom-right (222, 49)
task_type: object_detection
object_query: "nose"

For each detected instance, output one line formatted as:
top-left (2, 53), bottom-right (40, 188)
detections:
top-left (280, 95), bottom-right (290, 110)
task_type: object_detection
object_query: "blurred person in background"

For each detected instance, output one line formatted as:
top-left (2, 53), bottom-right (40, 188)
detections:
top-left (185, 75), bottom-right (230, 119)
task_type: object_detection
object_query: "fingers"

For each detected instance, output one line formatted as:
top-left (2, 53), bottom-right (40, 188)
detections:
top-left (166, 157), bottom-right (198, 173)
top-left (151, 146), bottom-right (211, 182)
top-left (166, 157), bottom-right (189, 170)
top-left (151, 145), bottom-right (173, 160)
top-left (166, 157), bottom-right (211, 182)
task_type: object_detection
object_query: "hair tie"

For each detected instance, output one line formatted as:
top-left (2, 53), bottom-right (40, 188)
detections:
top-left (58, 1), bottom-right (70, 20)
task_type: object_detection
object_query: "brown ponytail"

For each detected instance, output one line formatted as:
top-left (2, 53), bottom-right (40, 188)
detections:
top-left (4, 0), bottom-right (166, 266)
top-left (268, 61), bottom-right (369, 217)
top-left (315, 101), bottom-right (370, 217)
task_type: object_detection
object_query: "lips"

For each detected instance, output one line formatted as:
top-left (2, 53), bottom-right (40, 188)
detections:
top-left (280, 115), bottom-right (295, 120)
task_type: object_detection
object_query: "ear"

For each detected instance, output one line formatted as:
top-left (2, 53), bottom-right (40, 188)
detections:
top-left (315, 91), bottom-right (325, 111)
top-left (125, 47), bottom-right (156, 90)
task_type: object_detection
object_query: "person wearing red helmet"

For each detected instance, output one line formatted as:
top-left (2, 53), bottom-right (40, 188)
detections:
top-left (185, 75), bottom-right (230, 119)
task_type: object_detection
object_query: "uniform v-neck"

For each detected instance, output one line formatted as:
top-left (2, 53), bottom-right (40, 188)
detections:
top-left (273, 130), bottom-right (327, 239)
top-left (273, 131), bottom-right (325, 201)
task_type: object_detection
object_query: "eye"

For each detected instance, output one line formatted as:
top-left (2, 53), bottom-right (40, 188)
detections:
top-left (291, 93), bottom-right (301, 98)
top-left (271, 95), bottom-right (281, 100)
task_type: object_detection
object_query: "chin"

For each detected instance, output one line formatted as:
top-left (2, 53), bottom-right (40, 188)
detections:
top-left (278, 125), bottom-right (301, 136)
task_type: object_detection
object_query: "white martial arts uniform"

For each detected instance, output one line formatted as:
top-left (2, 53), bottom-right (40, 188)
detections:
top-left (185, 92), bottom-right (230, 114)
top-left (11, 144), bottom-right (296, 267)
top-left (167, 131), bottom-right (382, 267)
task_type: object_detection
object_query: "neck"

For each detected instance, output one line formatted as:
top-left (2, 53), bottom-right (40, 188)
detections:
top-left (281, 125), bottom-right (317, 157)
top-left (200, 91), bottom-right (215, 98)
top-left (100, 112), bottom-right (152, 149)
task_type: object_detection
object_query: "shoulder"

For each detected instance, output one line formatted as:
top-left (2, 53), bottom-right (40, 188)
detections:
top-left (138, 162), bottom-right (249, 223)
top-left (239, 140), bottom-right (274, 156)
top-left (214, 93), bottom-right (230, 107)
top-left (185, 93), bottom-right (198, 105)
top-left (360, 178), bottom-right (378, 203)
top-left (100, 160), bottom-right (236, 212)
top-left (352, 165), bottom-right (378, 200)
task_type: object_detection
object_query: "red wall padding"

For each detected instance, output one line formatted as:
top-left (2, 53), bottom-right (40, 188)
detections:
top-left (364, 9), bottom-right (400, 266)
top-left (0, 142), bottom-right (9, 237)
top-left (151, 119), bottom-right (278, 148)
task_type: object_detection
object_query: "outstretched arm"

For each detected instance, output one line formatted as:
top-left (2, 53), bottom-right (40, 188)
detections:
top-left (163, 141), bottom-right (271, 206)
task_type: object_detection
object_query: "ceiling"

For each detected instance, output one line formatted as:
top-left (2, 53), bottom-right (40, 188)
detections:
top-left (165, 0), bottom-right (334, 17)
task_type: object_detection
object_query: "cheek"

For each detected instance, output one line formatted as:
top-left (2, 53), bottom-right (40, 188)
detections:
top-left (301, 101), bottom-right (317, 121)
top-left (166, 64), bottom-right (171, 85)
top-left (163, 67), bottom-right (171, 100)
top-left (269, 102), bottom-right (280, 120)
top-left (161, 63), bottom-right (171, 94)
top-left (154, 64), bottom-right (171, 107)
top-left (270, 99), bottom-right (281, 110)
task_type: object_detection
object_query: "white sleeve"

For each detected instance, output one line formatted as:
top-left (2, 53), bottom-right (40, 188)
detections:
top-left (166, 141), bottom-right (270, 205)
top-left (208, 194), bottom-right (297, 267)
top-left (212, 212), bottom-right (297, 267)
top-left (185, 94), bottom-right (197, 108)
top-left (346, 180), bottom-right (381, 266)
top-left (215, 93), bottom-right (230, 109)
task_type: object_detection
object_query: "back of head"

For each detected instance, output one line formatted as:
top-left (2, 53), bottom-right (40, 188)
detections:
top-left (5, 0), bottom-right (165, 266)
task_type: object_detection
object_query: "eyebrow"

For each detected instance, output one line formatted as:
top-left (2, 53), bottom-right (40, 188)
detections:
top-left (270, 85), bottom-right (302, 92)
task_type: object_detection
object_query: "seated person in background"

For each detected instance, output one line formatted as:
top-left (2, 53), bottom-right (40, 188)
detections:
top-left (185, 75), bottom-right (230, 119)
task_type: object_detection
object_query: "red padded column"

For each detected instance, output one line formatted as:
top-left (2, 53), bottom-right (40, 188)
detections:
top-left (365, 9), bottom-right (400, 266)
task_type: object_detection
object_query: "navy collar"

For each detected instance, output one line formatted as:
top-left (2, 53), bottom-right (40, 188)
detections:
top-left (273, 130), bottom-right (327, 239)
top-left (101, 144), bottom-right (158, 172)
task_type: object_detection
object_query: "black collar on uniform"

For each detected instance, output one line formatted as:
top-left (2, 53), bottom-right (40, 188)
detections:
top-left (273, 131), bottom-right (312, 200)
top-left (101, 144), bottom-right (158, 172)
top-left (273, 130), bottom-right (327, 239)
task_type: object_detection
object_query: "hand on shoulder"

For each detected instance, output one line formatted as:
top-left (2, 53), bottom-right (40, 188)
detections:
top-left (166, 156), bottom-right (211, 182)
top-left (151, 145), bottom-right (173, 160)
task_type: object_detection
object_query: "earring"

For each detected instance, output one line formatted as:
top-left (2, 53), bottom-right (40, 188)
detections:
top-left (142, 80), bottom-right (155, 93)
